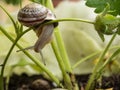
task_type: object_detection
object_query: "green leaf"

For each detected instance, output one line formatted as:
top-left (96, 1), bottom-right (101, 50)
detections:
top-left (97, 31), bottom-right (105, 41)
top-left (86, 0), bottom-right (120, 16)
top-left (101, 14), bottom-right (120, 34)
top-left (94, 15), bottom-right (106, 41)
top-left (94, 12), bottom-right (120, 40)
top-left (102, 14), bottom-right (118, 24)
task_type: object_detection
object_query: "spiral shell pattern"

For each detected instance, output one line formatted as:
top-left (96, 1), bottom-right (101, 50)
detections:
top-left (18, 3), bottom-right (48, 27)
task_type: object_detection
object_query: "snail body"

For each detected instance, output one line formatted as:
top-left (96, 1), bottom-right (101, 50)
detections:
top-left (17, 3), bottom-right (58, 52)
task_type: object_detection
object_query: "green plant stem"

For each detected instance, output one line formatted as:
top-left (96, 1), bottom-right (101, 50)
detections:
top-left (98, 48), bottom-right (120, 74)
top-left (42, 18), bottom-right (95, 71)
top-left (0, 26), bottom-right (61, 87)
top-left (46, 0), bottom-right (54, 11)
top-left (85, 33), bottom-right (117, 90)
top-left (43, 18), bottom-right (95, 26)
top-left (72, 52), bottom-right (100, 69)
top-left (48, 1), bottom-right (80, 90)
top-left (19, 0), bottom-right (22, 8)
top-left (0, 27), bottom-right (31, 76)
top-left (46, 0), bottom-right (94, 72)
top-left (0, 35), bottom-right (22, 90)
top-left (0, 28), bottom-right (30, 90)
top-left (47, 1), bottom-right (76, 90)
top-left (51, 39), bottom-right (72, 90)
top-left (46, 0), bottom-right (72, 72)
top-left (54, 28), bottom-right (72, 72)
top-left (1, 37), bottom-right (19, 77)
top-left (73, 44), bottom-right (120, 69)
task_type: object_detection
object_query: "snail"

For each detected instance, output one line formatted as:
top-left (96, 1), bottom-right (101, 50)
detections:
top-left (17, 3), bottom-right (58, 64)
top-left (17, 3), bottom-right (58, 52)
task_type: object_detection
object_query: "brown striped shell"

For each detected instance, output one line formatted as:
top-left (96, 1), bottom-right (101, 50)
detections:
top-left (17, 3), bottom-right (58, 27)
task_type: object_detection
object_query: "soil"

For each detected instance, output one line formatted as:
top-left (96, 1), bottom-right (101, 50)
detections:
top-left (6, 73), bottom-right (120, 90)
top-left (7, 73), bottom-right (55, 90)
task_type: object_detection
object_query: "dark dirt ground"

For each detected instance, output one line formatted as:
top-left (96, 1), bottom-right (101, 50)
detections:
top-left (6, 73), bottom-right (120, 90)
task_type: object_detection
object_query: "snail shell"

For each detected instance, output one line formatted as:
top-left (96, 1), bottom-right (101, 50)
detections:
top-left (17, 3), bottom-right (58, 52)
top-left (18, 3), bottom-right (48, 27)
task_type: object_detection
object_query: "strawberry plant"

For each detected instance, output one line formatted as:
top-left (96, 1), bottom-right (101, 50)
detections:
top-left (0, 0), bottom-right (120, 90)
